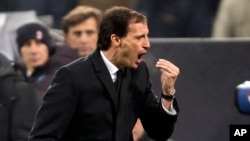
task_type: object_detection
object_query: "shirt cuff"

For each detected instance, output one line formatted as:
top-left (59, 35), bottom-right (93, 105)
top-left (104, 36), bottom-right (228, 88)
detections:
top-left (161, 100), bottom-right (177, 115)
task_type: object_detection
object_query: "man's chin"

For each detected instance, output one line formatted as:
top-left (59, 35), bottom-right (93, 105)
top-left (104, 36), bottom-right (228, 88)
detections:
top-left (78, 52), bottom-right (88, 57)
top-left (31, 64), bottom-right (44, 68)
top-left (130, 63), bottom-right (139, 69)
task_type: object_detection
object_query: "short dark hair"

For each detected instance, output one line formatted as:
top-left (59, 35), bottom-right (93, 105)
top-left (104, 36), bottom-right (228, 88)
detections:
top-left (97, 6), bottom-right (147, 51)
top-left (62, 6), bottom-right (102, 34)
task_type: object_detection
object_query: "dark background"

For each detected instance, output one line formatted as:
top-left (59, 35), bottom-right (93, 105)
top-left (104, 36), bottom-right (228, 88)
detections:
top-left (143, 38), bottom-right (250, 141)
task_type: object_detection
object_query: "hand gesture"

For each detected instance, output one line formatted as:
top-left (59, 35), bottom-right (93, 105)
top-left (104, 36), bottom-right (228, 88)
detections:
top-left (156, 59), bottom-right (180, 95)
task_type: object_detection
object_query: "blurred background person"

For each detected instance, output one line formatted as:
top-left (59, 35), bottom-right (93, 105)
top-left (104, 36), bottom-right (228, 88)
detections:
top-left (61, 5), bottom-right (102, 57)
top-left (212, 0), bottom-right (250, 37)
top-left (0, 53), bottom-right (37, 141)
top-left (0, 11), bottom-right (38, 64)
top-left (16, 22), bottom-right (76, 105)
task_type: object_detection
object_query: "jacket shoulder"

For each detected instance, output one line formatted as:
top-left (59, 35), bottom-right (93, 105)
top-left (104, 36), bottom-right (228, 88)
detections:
top-left (64, 57), bottom-right (90, 70)
top-left (0, 54), bottom-right (18, 78)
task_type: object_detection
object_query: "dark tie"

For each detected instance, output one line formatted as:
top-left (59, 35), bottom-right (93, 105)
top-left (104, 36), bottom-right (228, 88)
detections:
top-left (115, 70), bottom-right (123, 94)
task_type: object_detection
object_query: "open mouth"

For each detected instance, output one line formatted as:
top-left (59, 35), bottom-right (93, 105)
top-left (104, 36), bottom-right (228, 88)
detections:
top-left (138, 52), bottom-right (146, 59)
top-left (138, 54), bottom-right (143, 60)
top-left (136, 53), bottom-right (146, 64)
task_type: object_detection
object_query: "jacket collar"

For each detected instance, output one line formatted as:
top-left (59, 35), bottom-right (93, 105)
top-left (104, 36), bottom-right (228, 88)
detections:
top-left (90, 49), bottom-right (119, 111)
top-left (90, 49), bottom-right (130, 112)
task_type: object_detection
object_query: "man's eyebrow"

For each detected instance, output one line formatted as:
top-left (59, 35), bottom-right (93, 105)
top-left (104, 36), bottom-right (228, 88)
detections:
top-left (86, 29), bottom-right (95, 33)
top-left (135, 34), bottom-right (146, 38)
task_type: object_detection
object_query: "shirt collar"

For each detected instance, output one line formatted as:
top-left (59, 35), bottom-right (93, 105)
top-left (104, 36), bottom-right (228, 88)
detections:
top-left (100, 51), bottom-right (119, 76)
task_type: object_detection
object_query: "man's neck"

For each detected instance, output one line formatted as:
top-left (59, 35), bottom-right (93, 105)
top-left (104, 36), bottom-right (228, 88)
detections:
top-left (102, 49), bottom-right (117, 67)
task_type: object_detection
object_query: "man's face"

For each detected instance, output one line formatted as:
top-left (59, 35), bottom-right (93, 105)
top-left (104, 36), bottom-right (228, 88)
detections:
top-left (65, 17), bottom-right (98, 57)
top-left (118, 22), bottom-right (150, 69)
top-left (20, 39), bottom-right (49, 69)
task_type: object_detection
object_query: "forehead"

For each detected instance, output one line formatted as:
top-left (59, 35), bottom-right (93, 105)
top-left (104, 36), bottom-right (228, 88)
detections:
top-left (127, 22), bottom-right (149, 35)
top-left (69, 17), bottom-right (98, 31)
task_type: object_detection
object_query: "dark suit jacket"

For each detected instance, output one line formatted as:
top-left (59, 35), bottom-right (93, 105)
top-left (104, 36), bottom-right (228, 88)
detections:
top-left (29, 49), bottom-right (179, 141)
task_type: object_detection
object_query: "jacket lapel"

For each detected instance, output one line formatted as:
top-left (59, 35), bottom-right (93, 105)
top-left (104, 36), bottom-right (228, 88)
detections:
top-left (90, 50), bottom-right (119, 111)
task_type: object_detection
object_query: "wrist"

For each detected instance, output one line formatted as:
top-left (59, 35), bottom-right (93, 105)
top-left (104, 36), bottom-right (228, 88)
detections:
top-left (163, 88), bottom-right (176, 96)
top-left (162, 89), bottom-right (176, 101)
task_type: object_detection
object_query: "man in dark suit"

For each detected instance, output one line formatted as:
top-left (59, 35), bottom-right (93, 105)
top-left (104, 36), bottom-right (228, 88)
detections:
top-left (29, 6), bottom-right (180, 141)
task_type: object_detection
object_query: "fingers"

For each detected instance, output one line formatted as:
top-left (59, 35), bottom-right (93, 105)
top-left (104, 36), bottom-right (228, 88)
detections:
top-left (155, 59), bottom-right (180, 76)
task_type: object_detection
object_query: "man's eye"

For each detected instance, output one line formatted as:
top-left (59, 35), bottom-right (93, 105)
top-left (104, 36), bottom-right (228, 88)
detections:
top-left (74, 31), bottom-right (82, 37)
top-left (86, 30), bottom-right (95, 36)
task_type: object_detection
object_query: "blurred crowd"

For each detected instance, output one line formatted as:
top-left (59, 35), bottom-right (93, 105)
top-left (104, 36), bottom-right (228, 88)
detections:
top-left (2, 0), bottom-right (250, 38)
top-left (1, 0), bottom-right (250, 141)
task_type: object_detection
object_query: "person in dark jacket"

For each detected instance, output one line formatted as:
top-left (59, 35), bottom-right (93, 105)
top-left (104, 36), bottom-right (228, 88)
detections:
top-left (16, 22), bottom-right (77, 105)
top-left (29, 6), bottom-right (180, 141)
top-left (62, 6), bottom-right (149, 140)
top-left (0, 53), bottom-right (37, 141)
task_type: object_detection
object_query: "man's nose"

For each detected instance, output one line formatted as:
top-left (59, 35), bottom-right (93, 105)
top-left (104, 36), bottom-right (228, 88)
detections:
top-left (143, 37), bottom-right (150, 49)
top-left (80, 33), bottom-right (88, 42)
top-left (30, 43), bottom-right (38, 52)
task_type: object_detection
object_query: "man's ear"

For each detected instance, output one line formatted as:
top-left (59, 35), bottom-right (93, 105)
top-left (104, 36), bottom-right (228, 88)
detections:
top-left (111, 34), bottom-right (121, 47)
